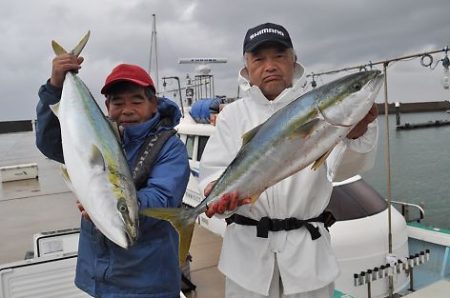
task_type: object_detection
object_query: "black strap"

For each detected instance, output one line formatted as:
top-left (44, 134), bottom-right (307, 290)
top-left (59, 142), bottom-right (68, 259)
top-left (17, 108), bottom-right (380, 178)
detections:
top-left (181, 273), bottom-right (197, 292)
top-left (132, 127), bottom-right (176, 189)
top-left (226, 211), bottom-right (336, 240)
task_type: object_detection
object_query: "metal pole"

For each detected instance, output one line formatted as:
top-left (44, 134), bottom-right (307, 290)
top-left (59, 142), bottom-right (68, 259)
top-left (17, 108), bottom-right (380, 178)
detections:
top-left (205, 76), bottom-right (209, 98)
top-left (149, 14), bottom-right (159, 92)
top-left (306, 47), bottom-right (449, 78)
top-left (149, 15), bottom-right (153, 75)
top-left (161, 77), bottom-right (184, 117)
top-left (383, 62), bottom-right (394, 298)
top-left (212, 74), bottom-right (215, 97)
top-left (176, 77), bottom-right (184, 117)
top-left (395, 102), bottom-right (401, 126)
top-left (153, 14), bottom-right (159, 93)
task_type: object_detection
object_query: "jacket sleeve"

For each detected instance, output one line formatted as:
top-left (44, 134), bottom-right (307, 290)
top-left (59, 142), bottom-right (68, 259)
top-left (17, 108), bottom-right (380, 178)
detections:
top-left (137, 136), bottom-right (190, 209)
top-left (198, 106), bottom-right (240, 194)
top-left (198, 107), bottom-right (243, 218)
top-left (35, 81), bottom-right (65, 164)
top-left (327, 119), bottom-right (378, 182)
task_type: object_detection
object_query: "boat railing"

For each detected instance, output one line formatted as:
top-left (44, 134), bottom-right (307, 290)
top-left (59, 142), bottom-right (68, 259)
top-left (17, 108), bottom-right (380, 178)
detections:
top-left (391, 200), bottom-right (425, 223)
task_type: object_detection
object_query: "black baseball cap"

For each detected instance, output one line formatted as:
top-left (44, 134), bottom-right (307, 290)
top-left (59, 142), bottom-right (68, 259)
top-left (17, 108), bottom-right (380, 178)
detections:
top-left (243, 22), bottom-right (293, 54)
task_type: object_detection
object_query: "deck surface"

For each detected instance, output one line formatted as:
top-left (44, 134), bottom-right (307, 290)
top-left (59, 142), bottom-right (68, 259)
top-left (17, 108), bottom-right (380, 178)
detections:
top-left (0, 131), bottom-right (224, 297)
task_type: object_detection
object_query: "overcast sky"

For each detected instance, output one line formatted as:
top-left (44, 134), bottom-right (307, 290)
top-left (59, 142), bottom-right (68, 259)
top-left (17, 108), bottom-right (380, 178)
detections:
top-left (1, 0), bottom-right (450, 121)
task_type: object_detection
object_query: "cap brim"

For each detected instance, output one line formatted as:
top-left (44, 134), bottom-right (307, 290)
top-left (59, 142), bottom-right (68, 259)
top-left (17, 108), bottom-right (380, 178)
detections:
top-left (101, 78), bottom-right (154, 94)
top-left (244, 39), bottom-right (292, 53)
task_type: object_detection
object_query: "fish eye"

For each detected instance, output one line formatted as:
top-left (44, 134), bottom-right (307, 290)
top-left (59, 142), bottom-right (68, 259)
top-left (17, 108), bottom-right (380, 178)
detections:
top-left (353, 83), bottom-right (362, 91)
top-left (117, 201), bottom-right (128, 213)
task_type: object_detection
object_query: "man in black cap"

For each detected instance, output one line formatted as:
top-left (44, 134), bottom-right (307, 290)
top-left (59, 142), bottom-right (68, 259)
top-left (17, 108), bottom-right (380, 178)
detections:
top-left (199, 22), bottom-right (378, 297)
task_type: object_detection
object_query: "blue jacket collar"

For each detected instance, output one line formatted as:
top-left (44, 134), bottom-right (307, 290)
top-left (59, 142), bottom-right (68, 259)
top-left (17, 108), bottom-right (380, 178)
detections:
top-left (122, 112), bottom-right (160, 143)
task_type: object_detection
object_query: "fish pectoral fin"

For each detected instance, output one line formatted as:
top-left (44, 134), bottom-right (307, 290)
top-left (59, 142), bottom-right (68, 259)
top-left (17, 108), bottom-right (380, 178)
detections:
top-left (311, 148), bottom-right (333, 171)
top-left (249, 192), bottom-right (262, 205)
top-left (49, 102), bottom-right (60, 118)
top-left (89, 145), bottom-right (106, 171)
top-left (242, 123), bottom-right (263, 145)
top-left (291, 118), bottom-right (321, 139)
top-left (51, 31), bottom-right (90, 57)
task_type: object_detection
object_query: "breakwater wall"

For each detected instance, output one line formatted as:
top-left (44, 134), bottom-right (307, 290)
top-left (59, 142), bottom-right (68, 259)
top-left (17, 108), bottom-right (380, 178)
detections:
top-left (0, 120), bottom-right (34, 134)
top-left (1, 101), bottom-right (449, 134)
top-left (376, 101), bottom-right (450, 114)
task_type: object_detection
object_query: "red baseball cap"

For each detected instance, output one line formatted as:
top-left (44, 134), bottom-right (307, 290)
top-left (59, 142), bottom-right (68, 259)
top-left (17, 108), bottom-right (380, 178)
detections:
top-left (101, 64), bottom-right (155, 95)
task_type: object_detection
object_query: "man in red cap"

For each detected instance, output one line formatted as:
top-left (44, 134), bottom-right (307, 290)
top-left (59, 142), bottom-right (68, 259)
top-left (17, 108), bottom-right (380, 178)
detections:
top-left (36, 54), bottom-right (190, 297)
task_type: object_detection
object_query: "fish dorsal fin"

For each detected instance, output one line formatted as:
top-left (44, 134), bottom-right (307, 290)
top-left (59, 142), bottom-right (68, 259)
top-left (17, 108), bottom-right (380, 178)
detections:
top-left (51, 31), bottom-right (90, 57)
top-left (311, 148), bottom-right (333, 171)
top-left (89, 145), bottom-right (106, 171)
top-left (49, 102), bottom-right (60, 118)
top-left (242, 123), bottom-right (263, 145)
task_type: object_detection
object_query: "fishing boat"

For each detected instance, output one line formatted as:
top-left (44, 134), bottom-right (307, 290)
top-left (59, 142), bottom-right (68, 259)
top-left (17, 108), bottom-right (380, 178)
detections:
top-left (173, 47), bottom-right (450, 297)
top-left (176, 101), bottom-right (450, 298)
top-left (1, 55), bottom-right (449, 297)
top-left (1, 112), bottom-right (448, 298)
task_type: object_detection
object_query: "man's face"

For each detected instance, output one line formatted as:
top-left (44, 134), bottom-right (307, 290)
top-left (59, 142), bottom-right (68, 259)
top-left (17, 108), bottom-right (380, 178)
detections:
top-left (105, 87), bottom-right (157, 127)
top-left (245, 45), bottom-right (295, 100)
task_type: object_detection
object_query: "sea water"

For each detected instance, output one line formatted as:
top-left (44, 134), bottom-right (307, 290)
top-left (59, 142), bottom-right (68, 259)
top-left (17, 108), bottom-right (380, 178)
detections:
top-left (362, 111), bottom-right (450, 229)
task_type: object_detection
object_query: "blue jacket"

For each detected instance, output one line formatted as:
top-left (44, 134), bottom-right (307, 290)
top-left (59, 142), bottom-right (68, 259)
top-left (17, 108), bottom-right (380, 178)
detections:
top-left (36, 82), bottom-right (190, 298)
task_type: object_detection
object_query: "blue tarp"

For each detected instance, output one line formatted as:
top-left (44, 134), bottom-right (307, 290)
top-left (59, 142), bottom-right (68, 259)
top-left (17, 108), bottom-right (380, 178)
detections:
top-left (190, 98), bottom-right (214, 124)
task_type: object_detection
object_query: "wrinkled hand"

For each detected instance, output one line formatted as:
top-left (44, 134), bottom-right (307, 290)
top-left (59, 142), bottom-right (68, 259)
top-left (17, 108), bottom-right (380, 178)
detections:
top-left (76, 200), bottom-right (91, 221)
top-left (204, 182), bottom-right (252, 218)
top-left (50, 54), bottom-right (84, 88)
top-left (346, 104), bottom-right (378, 139)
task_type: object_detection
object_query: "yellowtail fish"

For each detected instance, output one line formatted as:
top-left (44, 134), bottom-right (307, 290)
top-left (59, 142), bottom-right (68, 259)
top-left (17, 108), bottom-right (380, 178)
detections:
top-left (50, 32), bottom-right (139, 249)
top-left (141, 70), bottom-right (384, 261)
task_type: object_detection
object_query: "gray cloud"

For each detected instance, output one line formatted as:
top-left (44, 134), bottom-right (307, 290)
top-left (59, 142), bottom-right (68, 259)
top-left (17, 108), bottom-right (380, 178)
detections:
top-left (1, 0), bottom-right (449, 121)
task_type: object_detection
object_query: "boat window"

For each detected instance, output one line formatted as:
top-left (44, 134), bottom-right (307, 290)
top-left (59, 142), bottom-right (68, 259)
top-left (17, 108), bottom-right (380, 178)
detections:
top-left (197, 136), bottom-right (210, 161)
top-left (326, 178), bottom-right (387, 221)
top-left (185, 135), bottom-right (195, 160)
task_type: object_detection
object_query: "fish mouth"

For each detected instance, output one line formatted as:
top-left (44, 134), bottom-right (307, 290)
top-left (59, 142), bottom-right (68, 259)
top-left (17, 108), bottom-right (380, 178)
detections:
top-left (317, 70), bottom-right (384, 127)
top-left (125, 225), bottom-right (138, 246)
top-left (368, 73), bottom-right (385, 90)
top-left (117, 199), bottom-right (139, 246)
top-left (123, 217), bottom-right (139, 246)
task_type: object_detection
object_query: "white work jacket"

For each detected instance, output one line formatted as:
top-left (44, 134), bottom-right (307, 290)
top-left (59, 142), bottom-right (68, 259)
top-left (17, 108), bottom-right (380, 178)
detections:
top-left (199, 64), bottom-right (378, 295)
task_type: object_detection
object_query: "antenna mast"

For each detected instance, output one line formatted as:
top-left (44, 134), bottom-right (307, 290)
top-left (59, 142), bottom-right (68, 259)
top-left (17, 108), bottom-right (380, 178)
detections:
top-left (178, 58), bottom-right (227, 102)
top-left (149, 13), bottom-right (159, 92)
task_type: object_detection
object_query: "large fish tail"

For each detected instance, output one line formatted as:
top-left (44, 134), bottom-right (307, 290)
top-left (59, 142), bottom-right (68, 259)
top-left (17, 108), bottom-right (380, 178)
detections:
top-left (140, 207), bottom-right (197, 265)
top-left (51, 31), bottom-right (90, 57)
